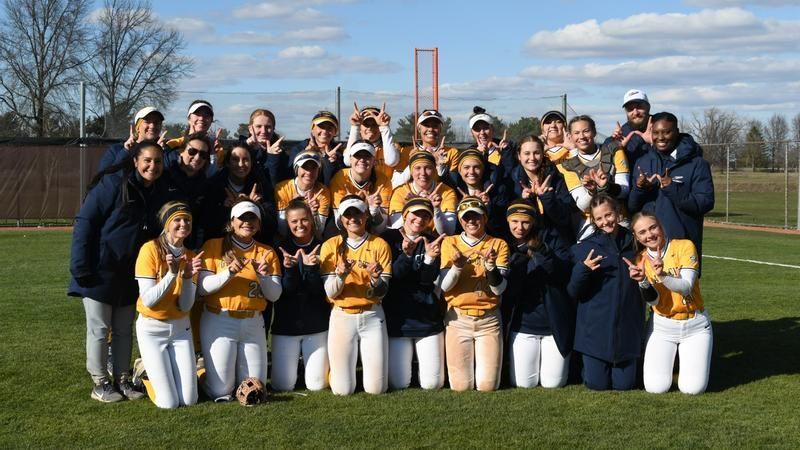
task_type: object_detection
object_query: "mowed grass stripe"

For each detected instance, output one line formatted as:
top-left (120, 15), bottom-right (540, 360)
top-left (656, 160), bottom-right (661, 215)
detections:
top-left (0, 229), bottom-right (798, 448)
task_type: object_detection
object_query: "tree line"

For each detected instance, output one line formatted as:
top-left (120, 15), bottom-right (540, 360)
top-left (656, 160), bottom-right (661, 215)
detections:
top-left (0, 0), bottom-right (192, 138)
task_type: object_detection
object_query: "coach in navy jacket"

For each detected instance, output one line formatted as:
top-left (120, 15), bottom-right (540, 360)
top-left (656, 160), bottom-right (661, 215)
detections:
top-left (627, 112), bottom-right (714, 257)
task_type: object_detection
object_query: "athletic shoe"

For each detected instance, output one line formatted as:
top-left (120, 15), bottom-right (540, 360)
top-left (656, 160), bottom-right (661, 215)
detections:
top-left (118, 381), bottom-right (146, 400)
top-left (91, 382), bottom-right (124, 403)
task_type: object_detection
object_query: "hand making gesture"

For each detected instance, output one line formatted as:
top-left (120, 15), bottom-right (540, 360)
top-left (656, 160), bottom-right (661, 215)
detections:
top-left (622, 256), bottom-right (646, 282)
top-left (424, 234), bottom-right (445, 259)
top-left (182, 251), bottom-right (204, 279)
top-left (583, 248), bottom-right (604, 271)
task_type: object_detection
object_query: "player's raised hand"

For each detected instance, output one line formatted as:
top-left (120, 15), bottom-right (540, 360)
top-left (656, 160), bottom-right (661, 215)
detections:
top-left (366, 261), bottom-right (383, 280)
top-left (326, 142), bottom-right (342, 162)
top-left (534, 174), bottom-right (553, 196)
top-left (252, 257), bottom-right (270, 277)
top-left (267, 136), bottom-right (284, 155)
top-left (482, 244), bottom-right (498, 268)
top-left (451, 243), bottom-right (468, 268)
top-left (183, 251), bottom-right (204, 279)
top-left (278, 247), bottom-right (299, 269)
top-left (305, 132), bottom-right (319, 153)
top-left (424, 234), bottom-right (445, 259)
top-left (491, 129), bottom-right (509, 150)
top-left (248, 184), bottom-right (262, 203)
top-left (657, 167), bottom-right (672, 189)
top-left (640, 116), bottom-right (653, 145)
top-left (227, 254), bottom-right (247, 274)
top-left (124, 124), bottom-right (136, 150)
top-left (166, 253), bottom-right (181, 274)
top-left (300, 244), bottom-right (321, 266)
top-left (622, 256), bottom-right (645, 282)
top-left (376, 102), bottom-right (390, 127)
top-left (306, 189), bottom-right (322, 213)
top-left (563, 128), bottom-right (576, 149)
top-left (477, 184), bottom-right (493, 203)
top-left (428, 191), bottom-right (442, 209)
top-left (400, 229), bottom-right (423, 256)
top-left (611, 121), bottom-right (623, 141)
top-left (335, 258), bottom-right (352, 278)
top-left (651, 245), bottom-right (666, 278)
top-left (583, 248), bottom-right (604, 271)
top-left (366, 185), bottom-right (383, 208)
top-left (350, 102), bottom-right (362, 126)
top-left (589, 167), bottom-right (609, 189)
top-left (519, 180), bottom-right (533, 200)
top-left (157, 131), bottom-right (168, 147)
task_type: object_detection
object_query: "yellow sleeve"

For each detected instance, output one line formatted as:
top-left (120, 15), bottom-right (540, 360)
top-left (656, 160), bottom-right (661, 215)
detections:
top-left (330, 171), bottom-right (347, 208)
top-left (613, 147), bottom-right (630, 174)
top-left (316, 184), bottom-right (331, 217)
top-left (165, 136), bottom-right (185, 151)
top-left (376, 172), bottom-right (392, 207)
top-left (557, 162), bottom-right (583, 192)
top-left (494, 238), bottom-right (510, 271)
top-left (135, 241), bottom-right (159, 279)
top-left (262, 246), bottom-right (282, 276)
top-left (394, 144), bottom-right (412, 172)
top-left (200, 239), bottom-right (220, 273)
top-left (446, 147), bottom-right (460, 171)
top-left (439, 185), bottom-right (457, 213)
top-left (320, 237), bottom-right (339, 276)
top-left (440, 236), bottom-right (458, 269)
top-left (374, 237), bottom-right (393, 277)
top-left (389, 184), bottom-right (409, 216)
top-left (274, 180), bottom-right (294, 211)
top-left (675, 240), bottom-right (700, 271)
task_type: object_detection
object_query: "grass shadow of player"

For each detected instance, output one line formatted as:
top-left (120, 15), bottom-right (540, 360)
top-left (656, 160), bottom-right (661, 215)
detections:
top-left (707, 316), bottom-right (800, 392)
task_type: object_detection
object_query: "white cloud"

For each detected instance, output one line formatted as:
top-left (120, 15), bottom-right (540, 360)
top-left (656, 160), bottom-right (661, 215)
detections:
top-left (217, 31), bottom-right (278, 46)
top-left (192, 53), bottom-right (400, 81)
top-left (283, 26), bottom-right (348, 41)
top-left (165, 17), bottom-right (216, 35)
top-left (526, 8), bottom-right (800, 58)
top-left (232, 2), bottom-right (295, 19)
top-left (278, 45), bottom-right (327, 59)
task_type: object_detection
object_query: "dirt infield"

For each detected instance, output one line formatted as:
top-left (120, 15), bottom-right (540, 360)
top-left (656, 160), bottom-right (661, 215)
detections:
top-left (704, 220), bottom-right (800, 235)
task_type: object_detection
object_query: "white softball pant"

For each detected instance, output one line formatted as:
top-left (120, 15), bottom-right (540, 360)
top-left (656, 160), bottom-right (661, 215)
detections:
top-left (270, 331), bottom-right (329, 392)
top-left (388, 333), bottom-right (445, 390)
top-left (444, 308), bottom-right (503, 392)
top-left (327, 305), bottom-right (388, 396)
top-left (136, 315), bottom-right (197, 408)
top-left (508, 331), bottom-right (570, 388)
top-left (644, 310), bottom-right (713, 395)
top-left (82, 297), bottom-right (135, 384)
top-left (200, 310), bottom-right (267, 400)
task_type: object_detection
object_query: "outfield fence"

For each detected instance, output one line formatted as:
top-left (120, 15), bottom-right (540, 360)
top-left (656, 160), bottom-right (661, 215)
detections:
top-left (1, 138), bottom-right (798, 230)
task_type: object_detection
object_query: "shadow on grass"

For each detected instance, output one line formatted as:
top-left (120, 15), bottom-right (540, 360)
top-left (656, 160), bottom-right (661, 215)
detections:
top-left (708, 317), bottom-right (800, 392)
top-left (706, 211), bottom-right (745, 219)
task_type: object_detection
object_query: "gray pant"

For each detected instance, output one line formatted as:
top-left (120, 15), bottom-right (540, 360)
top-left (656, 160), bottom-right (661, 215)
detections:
top-left (82, 297), bottom-right (135, 385)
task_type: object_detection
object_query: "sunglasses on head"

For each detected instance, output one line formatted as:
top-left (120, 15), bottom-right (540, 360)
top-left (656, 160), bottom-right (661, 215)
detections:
top-left (185, 146), bottom-right (210, 159)
top-left (458, 200), bottom-right (485, 212)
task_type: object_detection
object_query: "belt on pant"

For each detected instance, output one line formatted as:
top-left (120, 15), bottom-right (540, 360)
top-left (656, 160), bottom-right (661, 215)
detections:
top-left (206, 304), bottom-right (258, 319)
top-left (335, 304), bottom-right (375, 314)
top-left (662, 308), bottom-right (703, 321)
top-left (454, 307), bottom-right (492, 317)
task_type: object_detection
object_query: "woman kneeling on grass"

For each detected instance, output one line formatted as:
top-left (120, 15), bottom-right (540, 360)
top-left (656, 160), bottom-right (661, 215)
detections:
top-left (134, 201), bottom-right (202, 408)
top-left (439, 196), bottom-right (510, 391)
top-left (627, 211), bottom-right (712, 395)
top-left (197, 199), bottom-right (282, 401)
top-left (321, 194), bottom-right (393, 395)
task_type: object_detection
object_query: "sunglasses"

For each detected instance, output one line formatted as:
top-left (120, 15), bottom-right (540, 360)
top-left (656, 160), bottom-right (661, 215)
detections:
top-left (185, 146), bottom-right (210, 159)
top-left (457, 200), bottom-right (486, 213)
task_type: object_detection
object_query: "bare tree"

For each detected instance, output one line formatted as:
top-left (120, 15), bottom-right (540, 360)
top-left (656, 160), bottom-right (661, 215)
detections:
top-left (763, 113), bottom-right (788, 172)
top-left (0, 0), bottom-right (90, 137)
top-left (741, 120), bottom-right (767, 171)
top-left (91, 0), bottom-right (194, 137)
top-left (687, 108), bottom-right (741, 169)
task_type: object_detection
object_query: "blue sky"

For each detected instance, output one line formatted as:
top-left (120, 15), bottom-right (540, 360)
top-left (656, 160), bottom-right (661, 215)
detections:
top-left (146, 0), bottom-right (800, 139)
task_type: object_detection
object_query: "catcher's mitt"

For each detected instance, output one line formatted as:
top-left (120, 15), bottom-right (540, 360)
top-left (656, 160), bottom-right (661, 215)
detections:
top-left (235, 377), bottom-right (266, 406)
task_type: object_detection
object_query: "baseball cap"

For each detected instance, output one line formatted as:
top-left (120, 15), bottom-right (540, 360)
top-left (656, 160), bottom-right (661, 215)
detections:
top-left (293, 151), bottom-right (322, 172)
top-left (230, 201), bottom-right (262, 220)
top-left (187, 101), bottom-right (213, 117)
top-left (311, 111), bottom-right (339, 130)
top-left (469, 113), bottom-right (493, 129)
top-left (349, 141), bottom-right (376, 157)
top-left (622, 89), bottom-right (649, 107)
top-left (134, 106), bottom-right (164, 123)
top-left (541, 110), bottom-right (566, 124)
top-left (403, 197), bottom-right (434, 218)
top-left (339, 197), bottom-right (367, 214)
top-left (457, 196), bottom-right (487, 219)
top-left (417, 109), bottom-right (444, 126)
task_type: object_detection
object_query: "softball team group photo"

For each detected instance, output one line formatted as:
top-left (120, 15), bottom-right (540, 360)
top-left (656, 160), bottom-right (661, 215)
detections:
top-left (68, 88), bottom-right (715, 408)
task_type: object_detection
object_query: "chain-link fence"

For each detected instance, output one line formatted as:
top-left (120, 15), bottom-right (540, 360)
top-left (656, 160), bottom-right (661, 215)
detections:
top-left (703, 141), bottom-right (800, 230)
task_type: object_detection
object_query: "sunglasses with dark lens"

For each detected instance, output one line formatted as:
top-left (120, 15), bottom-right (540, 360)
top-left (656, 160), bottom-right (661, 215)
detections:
top-left (185, 146), bottom-right (210, 159)
top-left (458, 200), bottom-right (485, 212)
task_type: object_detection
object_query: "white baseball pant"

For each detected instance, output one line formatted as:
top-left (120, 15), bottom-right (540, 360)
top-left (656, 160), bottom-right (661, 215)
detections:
top-left (82, 297), bottom-right (135, 384)
top-left (388, 333), bottom-right (445, 390)
top-left (200, 310), bottom-right (267, 400)
top-left (644, 309), bottom-right (713, 395)
top-left (444, 308), bottom-right (503, 392)
top-left (508, 331), bottom-right (569, 388)
top-left (327, 305), bottom-right (388, 395)
top-left (136, 315), bottom-right (197, 408)
top-left (270, 331), bottom-right (329, 391)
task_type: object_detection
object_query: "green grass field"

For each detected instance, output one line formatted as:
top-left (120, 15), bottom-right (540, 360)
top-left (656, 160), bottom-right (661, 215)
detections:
top-left (710, 170), bottom-right (800, 227)
top-left (1, 228), bottom-right (799, 448)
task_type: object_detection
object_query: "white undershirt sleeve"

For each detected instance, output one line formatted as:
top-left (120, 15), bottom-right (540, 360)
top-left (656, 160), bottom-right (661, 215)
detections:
top-left (324, 274), bottom-right (345, 298)
top-left (177, 278), bottom-right (197, 312)
top-left (434, 210), bottom-right (457, 236)
top-left (439, 266), bottom-right (462, 293)
top-left (198, 268), bottom-right (233, 296)
top-left (137, 271), bottom-right (177, 309)
top-left (660, 268), bottom-right (697, 297)
top-left (615, 172), bottom-right (630, 199)
top-left (259, 275), bottom-right (282, 302)
top-left (380, 127), bottom-right (398, 167)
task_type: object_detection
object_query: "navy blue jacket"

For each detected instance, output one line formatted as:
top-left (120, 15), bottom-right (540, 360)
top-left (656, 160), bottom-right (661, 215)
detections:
top-left (567, 229), bottom-right (644, 363)
top-left (162, 164), bottom-right (207, 250)
top-left (383, 229), bottom-right (445, 338)
top-left (445, 159), bottom-right (511, 237)
top-left (627, 134), bottom-right (714, 257)
top-left (97, 143), bottom-right (127, 174)
top-left (503, 240), bottom-right (575, 357)
top-left (603, 121), bottom-right (653, 169)
top-left (68, 171), bottom-right (169, 305)
top-left (271, 238), bottom-right (330, 336)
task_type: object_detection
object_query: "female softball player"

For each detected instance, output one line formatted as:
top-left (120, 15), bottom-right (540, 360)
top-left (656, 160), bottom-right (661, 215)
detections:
top-left (382, 197), bottom-right (446, 390)
top-left (164, 100), bottom-right (221, 171)
top-left (628, 211), bottom-right (712, 394)
top-left (539, 110), bottom-right (573, 165)
top-left (450, 149), bottom-right (510, 237)
top-left (197, 199), bottom-right (282, 401)
top-left (287, 111), bottom-right (344, 185)
top-left (274, 151), bottom-right (331, 240)
top-left (69, 140), bottom-right (169, 402)
top-left (439, 196), bottom-right (510, 391)
top-left (388, 151), bottom-right (458, 235)
top-left (503, 200), bottom-right (574, 388)
top-left (557, 115), bottom-right (630, 240)
top-left (134, 201), bottom-right (202, 408)
top-left (320, 194), bottom-right (392, 395)
top-left (344, 102), bottom-right (399, 181)
top-left (567, 194), bottom-right (644, 391)
top-left (163, 132), bottom-right (212, 249)
top-left (270, 199), bottom-right (330, 391)
top-left (468, 106), bottom-right (512, 169)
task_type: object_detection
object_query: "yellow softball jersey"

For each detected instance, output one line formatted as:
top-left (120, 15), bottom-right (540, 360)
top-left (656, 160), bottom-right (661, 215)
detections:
top-left (199, 238), bottom-right (281, 312)
top-left (274, 179), bottom-right (331, 218)
top-left (135, 241), bottom-right (197, 321)
top-left (329, 169), bottom-right (392, 209)
top-left (557, 145), bottom-right (629, 193)
top-left (440, 234), bottom-right (510, 311)
top-left (636, 239), bottom-right (705, 319)
top-left (320, 234), bottom-right (393, 309)
top-left (545, 145), bottom-right (571, 164)
top-left (388, 182), bottom-right (457, 217)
